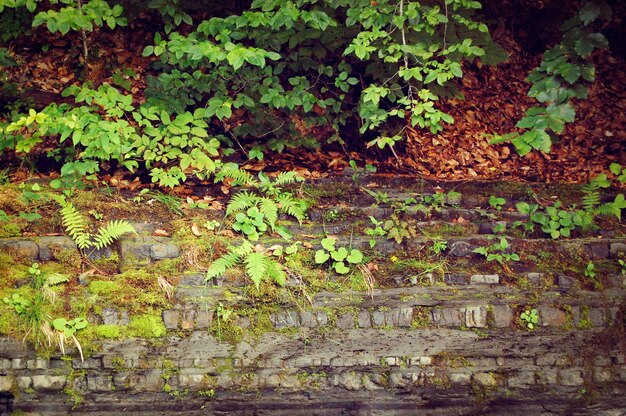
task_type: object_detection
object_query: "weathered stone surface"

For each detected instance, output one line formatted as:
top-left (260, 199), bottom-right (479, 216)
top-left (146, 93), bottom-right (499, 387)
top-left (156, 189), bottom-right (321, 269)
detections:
top-left (87, 375), bottom-right (114, 391)
top-left (357, 310), bottom-right (371, 328)
top-left (559, 369), bottom-right (584, 386)
top-left (150, 243), bottom-right (180, 259)
top-left (448, 241), bottom-right (472, 257)
top-left (431, 308), bottom-right (463, 326)
top-left (162, 309), bottom-right (180, 329)
top-left (470, 274), bottom-right (499, 285)
top-left (465, 306), bottom-right (487, 328)
top-left (449, 372), bottom-right (471, 385)
top-left (271, 310), bottom-right (300, 328)
top-left (473, 372), bottom-right (497, 387)
top-left (609, 242), bottom-right (626, 258)
top-left (336, 313), bottom-right (354, 330)
top-left (584, 242), bottom-right (609, 259)
top-left (32, 375), bottom-right (66, 390)
top-left (0, 376), bottom-right (13, 392)
top-left (101, 307), bottom-right (129, 325)
top-left (492, 305), bottom-right (513, 327)
top-left (557, 274), bottom-right (576, 290)
top-left (37, 236), bottom-right (75, 261)
top-left (508, 371), bottom-right (536, 388)
top-left (0, 239), bottom-right (38, 259)
top-left (538, 305), bottom-right (567, 327)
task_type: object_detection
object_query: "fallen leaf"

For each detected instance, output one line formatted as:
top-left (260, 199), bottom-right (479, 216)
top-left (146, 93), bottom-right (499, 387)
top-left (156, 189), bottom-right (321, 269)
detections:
top-left (191, 223), bottom-right (202, 237)
top-left (153, 229), bottom-right (170, 237)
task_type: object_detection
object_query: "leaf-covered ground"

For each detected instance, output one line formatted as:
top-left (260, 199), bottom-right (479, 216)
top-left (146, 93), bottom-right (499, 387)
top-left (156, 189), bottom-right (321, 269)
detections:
top-left (3, 19), bottom-right (626, 184)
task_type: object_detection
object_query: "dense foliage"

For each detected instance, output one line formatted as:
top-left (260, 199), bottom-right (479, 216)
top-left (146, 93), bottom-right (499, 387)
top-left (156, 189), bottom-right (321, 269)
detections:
top-left (0, 0), bottom-right (614, 187)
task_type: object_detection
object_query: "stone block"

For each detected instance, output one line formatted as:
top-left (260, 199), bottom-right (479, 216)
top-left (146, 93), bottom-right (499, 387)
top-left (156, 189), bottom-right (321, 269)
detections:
top-left (431, 308), bottom-right (463, 326)
top-left (449, 241), bottom-right (472, 257)
top-left (162, 309), bottom-right (180, 329)
top-left (0, 376), bottom-right (14, 392)
top-left (195, 309), bottom-right (212, 329)
top-left (538, 305), bottom-right (566, 327)
top-left (299, 310), bottom-right (317, 328)
top-left (181, 310), bottom-right (196, 330)
top-left (449, 372), bottom-right (471, 385)
top-left (536, 369), bottom-right (557, 385)
top-left (470, 274), bottom-right (500, 285)
top-left (492, 305), bottom-right (514, 328)
top-left (465, 306), bottom-right (487, 328)
top-left (336, 313), bottom-right (354, 330)
top-left (0, 239), bottom-right (39, 260)
top-left (101, 307), bottom-right (129, 325)
top-left (559, 369), bottom-right (584, 386)
top-left (12, 358), bottom-right (25, 369)
top-left (584, 242), bottom-right (609, 259)
top-left (150, 243), bottom-right (180, 260)
top-left (271, 310), bottom-right (300, 328)
top-left (594, 367), bottom-right (612, 383)
top-left (37, 236), bottom-right (75, 261)
top-left (32, 375), bottom-right (66, 390)
top-left (372, 310), bottom-right (386, 327)
top-left (391, 307), bottom-right (413, 327)
top-left (609, 242), bottom-right (626, 258)
top-left (508, 370), bottom-right (536, 388)
top-left (17, 376), bottom-right (32, 389)
top-left (473, 372), bottom-right (497, 387)
top-left (87, 375), bottom-right (114, 391)
top-left (357, 310), bottom-right (371, 328)
top-left (557, 274), bottom-right (575, 290)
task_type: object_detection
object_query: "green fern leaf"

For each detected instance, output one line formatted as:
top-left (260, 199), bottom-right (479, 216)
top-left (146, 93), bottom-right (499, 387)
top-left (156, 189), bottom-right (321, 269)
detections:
top-left (215, 163), bottom-right (258, 186)
top-left (206, 249), bottom-right (242, 280)
top-left (226, 191), bottom-right (259, 216)
top-left (277, 194), bottom-right (307, 223)
top-left (582, 189), bottom-right (600, 212)
top-left (45, 273), bottom-right (70, 286)
top-left (92, 220), bottom-right (136, 250)
top-left (244, 251), bottom-right (268, 290)
top-left (58, 198), bottom-right (92, 250)
top-left (273, 171), bottom-right (304, 187)
top-left (259, 197), bottom-right (278, 229)
top-left (266, 258), bottom-right (286, 286)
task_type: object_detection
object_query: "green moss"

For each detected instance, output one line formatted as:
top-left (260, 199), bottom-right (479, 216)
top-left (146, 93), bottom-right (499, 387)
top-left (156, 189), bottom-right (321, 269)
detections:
top-left (92, 324), bottom-right (123, 339)
top-left (0, 222), bottom-right (21, 237)
top-left (91, 252), bottom-right (120, 275)
top-left (53, 248), bottom-right (83, 270)
top-left (88, 280), bottom-right (122, 296)
top-left (128, 314), bottom-right (167, 338)
top-left (411, 307), bottom-right (431, 329)
top-left (578, 306), bottom-right (593, 329)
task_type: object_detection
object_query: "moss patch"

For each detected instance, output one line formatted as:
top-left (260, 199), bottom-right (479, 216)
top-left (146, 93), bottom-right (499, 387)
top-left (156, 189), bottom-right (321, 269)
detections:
top-left (128, 314), bottom-right (167, 338)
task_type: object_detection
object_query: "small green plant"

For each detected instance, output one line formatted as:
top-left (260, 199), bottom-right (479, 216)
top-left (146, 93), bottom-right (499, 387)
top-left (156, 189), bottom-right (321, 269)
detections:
top-left (520, 309), bottom-right (539, 330)
top-left (348, 160), bottom-right (376, 185)
top-left (56, 195), bottom-right (136, 252)
top-left (430, 240), bottom-right (448, 255)
top-left (472, 236), bottom-right (520, 266)
top-left (489, 195), bottom-right (506, 211)
top-left (323, 208), bottom-right (341, 222)
top-left (232, 207), bottom-right (267, 241)
top-left (225, 171), bottom-right (307, 239)
top-left (51, 317), bottom-right (88, 361)
top-left (609, 163), bottom-right (626, 184)
top-left (203, 220), bottom-right (220, 231)
top-left (530, 201), bottom-right (593, 239)
top-left (206, 240), bottom-right (286, 290)
top-left (617, 259), bottom-right (626, 276)
top-left (214, 302), bottom-right (233, 341)
top-left (365, 216), bottom-right (386, 248)
top-left (314, 236), bottom-right (364, 275)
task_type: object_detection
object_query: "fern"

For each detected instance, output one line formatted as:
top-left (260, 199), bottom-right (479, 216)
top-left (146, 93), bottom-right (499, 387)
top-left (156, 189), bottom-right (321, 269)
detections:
top-left (92, 220), bottom-right (137, 250)
top-left (259, 197), bottom-right (278, 229)
top-left (58, 198), bottom-right (92, 250)
top-left (45, 273), bottom-right (69, 286)
top-left (276, 194), bottom-right (307, 224)
top-left (205, 241), bottom-right (285, 289)
top-left (57, 197), bottom-right (136, 251)
top-left (581, 187), bottom-right (600, 212)
top-left (215, 163), bottom-right (258, 186)
top-left (226, 191), bottom-right (259, 216)
top-left (244, 252), bottom-right (268, 289)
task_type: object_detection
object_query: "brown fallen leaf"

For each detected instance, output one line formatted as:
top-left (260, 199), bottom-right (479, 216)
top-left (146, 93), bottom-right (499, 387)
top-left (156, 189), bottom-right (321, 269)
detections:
top-left (191, 223), bottom-right (202, 237)
top-left (153, 229), bottom-right (170, 237)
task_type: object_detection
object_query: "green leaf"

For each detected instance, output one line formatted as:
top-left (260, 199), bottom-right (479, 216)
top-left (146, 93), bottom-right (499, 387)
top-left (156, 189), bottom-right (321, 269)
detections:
top-left (334, 262), bottom-right (350, 274)
top-left (321, 236), bottom-right (336, 251)
top-left (331, 247), bottom-right (348, 261)
top-left (244, 252), bottom-right (267, 290)
top-left (314, 249), bottom-right (330, 264)
top-left (346, 249), bottom-right (363, 264)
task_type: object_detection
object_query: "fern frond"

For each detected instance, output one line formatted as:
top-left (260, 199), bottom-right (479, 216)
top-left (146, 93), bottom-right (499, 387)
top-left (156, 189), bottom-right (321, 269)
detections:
top-left (244, 251), bottom-right (268, 290)
top-left (582, 189), bottom-right (600, 212)
top-left (206, 250), bottom-right (241, 280)
top-left (226, 191), bottom-right (259, 216)
top-left (92, 220), bottom-right (136, 250)
top-left (266, 258), bottom-right (286, 286)
top-left (273, 171), bottom-right (304, 187)
top-left (58, 199), bottom-right (92, 250)
top-left (215, 163), bottom-right (258, 186)
top-left (277, 194), bottom-right (307, 223)
top-left (45, 273), bottom-right (69, 286)
top-left (259, 197), bottom-right (278, 229)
